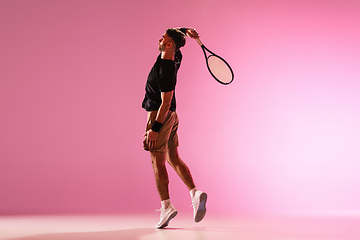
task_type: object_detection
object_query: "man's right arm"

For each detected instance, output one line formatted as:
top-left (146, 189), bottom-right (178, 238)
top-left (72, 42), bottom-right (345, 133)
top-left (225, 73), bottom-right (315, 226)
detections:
top-left (176, 28), bottom-right (200, 39)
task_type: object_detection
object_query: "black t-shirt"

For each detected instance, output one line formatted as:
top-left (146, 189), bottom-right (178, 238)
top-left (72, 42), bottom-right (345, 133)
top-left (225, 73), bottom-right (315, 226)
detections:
top-left (142, 51), bottom-right (182, 111)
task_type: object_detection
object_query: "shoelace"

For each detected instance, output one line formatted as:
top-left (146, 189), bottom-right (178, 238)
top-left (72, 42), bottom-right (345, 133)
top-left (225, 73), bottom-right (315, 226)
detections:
top-left (190, 199), bottom-right (198, 209)
top-left (155, 208), bottom-right (165, 221)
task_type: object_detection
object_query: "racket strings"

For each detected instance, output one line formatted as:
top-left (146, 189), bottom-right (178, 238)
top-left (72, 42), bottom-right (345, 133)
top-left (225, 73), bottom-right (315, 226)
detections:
top-left (207, 55), bottom-right (233, 84)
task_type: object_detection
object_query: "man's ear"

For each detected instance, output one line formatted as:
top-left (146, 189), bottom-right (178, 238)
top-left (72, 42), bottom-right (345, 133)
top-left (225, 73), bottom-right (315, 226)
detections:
top-left (166, 42), bottom-right (174, 49)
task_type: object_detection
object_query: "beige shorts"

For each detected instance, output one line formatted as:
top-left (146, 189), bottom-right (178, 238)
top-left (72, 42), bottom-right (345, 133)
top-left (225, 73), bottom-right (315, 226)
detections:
top-left (143, 111), bottom-right (179, 152)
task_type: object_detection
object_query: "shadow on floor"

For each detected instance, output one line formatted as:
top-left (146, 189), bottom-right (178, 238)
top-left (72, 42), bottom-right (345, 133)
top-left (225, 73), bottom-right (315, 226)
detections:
top-left (12, 227), bottom-right (241, 240)
top-left (13, 228), bottom-right (156, 240)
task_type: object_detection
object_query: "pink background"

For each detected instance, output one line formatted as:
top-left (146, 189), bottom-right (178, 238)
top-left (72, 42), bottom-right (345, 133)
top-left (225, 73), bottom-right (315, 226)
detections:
top-left (1, 0), bottom-right (360, 217)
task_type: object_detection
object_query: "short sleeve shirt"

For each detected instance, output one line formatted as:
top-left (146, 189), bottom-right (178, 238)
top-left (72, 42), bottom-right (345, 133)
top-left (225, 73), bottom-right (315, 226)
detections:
top-left (142, 51), bottom-right (182, 111)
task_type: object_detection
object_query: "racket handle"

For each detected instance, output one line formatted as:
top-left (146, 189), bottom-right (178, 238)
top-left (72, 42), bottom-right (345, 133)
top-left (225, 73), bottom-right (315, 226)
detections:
top-left (195, 38), bottom-right (203, 46)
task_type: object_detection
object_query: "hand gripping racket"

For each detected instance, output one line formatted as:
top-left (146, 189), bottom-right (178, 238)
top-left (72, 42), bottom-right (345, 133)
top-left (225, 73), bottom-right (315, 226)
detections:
top-left (196, 38), bottom-right (234, 85)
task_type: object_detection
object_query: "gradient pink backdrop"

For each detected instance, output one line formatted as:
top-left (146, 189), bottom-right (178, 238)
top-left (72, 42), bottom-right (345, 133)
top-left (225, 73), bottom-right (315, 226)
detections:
top-left (1, 0), bottom-right (360, 217)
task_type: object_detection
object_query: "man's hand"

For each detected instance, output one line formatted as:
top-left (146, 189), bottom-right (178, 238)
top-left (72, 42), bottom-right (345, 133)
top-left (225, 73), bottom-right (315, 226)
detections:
top-left (187, 28), bottom-right (199, 39)
top-left (144, 129), bottom-right (159, 150)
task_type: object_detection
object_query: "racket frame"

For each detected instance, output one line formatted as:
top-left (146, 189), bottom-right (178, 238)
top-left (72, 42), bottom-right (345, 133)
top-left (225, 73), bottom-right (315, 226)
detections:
top-left (196, 38), bottom-right (234, 85)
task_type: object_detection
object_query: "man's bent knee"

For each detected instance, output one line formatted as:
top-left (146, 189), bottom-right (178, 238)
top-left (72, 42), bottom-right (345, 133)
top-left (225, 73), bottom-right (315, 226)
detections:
top-left (167, 147), bottom-right (182, 166)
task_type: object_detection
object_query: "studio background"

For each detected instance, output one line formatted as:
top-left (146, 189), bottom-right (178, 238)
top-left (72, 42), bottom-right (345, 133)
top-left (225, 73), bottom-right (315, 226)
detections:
top-left (1, 0), bottom-right (360, 217)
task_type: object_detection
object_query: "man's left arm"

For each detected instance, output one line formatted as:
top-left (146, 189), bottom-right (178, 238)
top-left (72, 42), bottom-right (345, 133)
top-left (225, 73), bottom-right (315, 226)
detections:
top-left (144, 91), bottom-right (173, 150)
top-left (155, 90), bottom-right (173, 124)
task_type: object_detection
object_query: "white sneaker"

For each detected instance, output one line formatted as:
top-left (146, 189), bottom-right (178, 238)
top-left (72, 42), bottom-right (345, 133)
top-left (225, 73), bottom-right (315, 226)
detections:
top-left (156, 204), bottom-right (178, 229)
top-left (192, 190), bottom-right (207, 223)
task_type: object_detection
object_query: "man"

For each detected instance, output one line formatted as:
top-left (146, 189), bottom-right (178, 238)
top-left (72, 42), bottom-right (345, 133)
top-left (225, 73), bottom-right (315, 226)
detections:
top-left (142, 28), bottom-right (207, 229)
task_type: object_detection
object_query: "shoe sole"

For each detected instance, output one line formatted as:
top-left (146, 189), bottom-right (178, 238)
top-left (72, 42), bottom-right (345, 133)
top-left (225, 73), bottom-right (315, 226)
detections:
top-left (195, 192), bottom-right (207, 223)
top-left (157, 211), bottom-right (178, 229)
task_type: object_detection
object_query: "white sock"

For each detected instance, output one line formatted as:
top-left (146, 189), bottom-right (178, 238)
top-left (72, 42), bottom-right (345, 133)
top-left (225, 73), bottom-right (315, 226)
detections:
top-left (190, 187), bottom-right (197, 198)
top-left (161, 199), bottom-right (170, 209)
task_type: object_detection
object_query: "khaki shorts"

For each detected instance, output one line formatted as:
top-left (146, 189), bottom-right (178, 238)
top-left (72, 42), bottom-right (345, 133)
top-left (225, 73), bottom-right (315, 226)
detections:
top-left (143, 111), bottom-right (179, 152)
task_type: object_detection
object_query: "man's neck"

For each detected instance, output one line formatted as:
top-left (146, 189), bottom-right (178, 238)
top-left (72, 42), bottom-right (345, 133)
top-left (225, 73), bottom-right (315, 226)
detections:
top-left (161, 51), bottom-right (175, 60)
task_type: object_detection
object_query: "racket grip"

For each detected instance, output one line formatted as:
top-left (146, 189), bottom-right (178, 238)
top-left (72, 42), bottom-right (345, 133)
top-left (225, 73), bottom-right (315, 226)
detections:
top-left (195, 38), bottom-right (203, 46)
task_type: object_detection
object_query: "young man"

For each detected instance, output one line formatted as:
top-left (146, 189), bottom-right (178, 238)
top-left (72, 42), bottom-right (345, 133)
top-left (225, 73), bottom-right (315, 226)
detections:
top-left (142, 28), bottom-right (207, 229)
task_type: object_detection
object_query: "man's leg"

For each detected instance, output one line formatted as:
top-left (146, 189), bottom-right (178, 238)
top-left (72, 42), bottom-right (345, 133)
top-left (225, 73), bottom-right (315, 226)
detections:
top-left (167, 147), bottom-right (207, 223)
top-left (150, 151), bottom-right (178, 228)
top-left (166, 147), bottom-right (195, 190)
top-left (150, 151), bottom-right (169, 200)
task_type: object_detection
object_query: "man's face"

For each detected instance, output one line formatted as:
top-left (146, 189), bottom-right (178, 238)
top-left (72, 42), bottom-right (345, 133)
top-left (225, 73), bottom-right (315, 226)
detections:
top-left (158, 33), bottom-right (174, 52)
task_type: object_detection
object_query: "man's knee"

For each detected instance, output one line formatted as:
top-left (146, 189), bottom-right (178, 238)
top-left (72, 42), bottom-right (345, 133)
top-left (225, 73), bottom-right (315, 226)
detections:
top-left (150, 151), bottom-right (166, 167)
top-left (167, 148), bottom-right (181, 166)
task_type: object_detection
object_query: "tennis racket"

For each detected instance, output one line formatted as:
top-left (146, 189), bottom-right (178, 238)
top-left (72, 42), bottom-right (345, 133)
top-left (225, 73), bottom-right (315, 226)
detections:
top-left (196, 38), bottom-right (234, 85)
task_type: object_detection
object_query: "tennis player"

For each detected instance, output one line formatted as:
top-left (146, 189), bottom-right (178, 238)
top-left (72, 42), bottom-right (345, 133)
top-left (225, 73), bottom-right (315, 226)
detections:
top-left (142, 27), bottom-right (207, 228)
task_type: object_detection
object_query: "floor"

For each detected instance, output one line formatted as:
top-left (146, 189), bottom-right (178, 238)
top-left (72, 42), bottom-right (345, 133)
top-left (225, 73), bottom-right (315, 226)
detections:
top-left (1, 213), bottom-right (360, 240)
